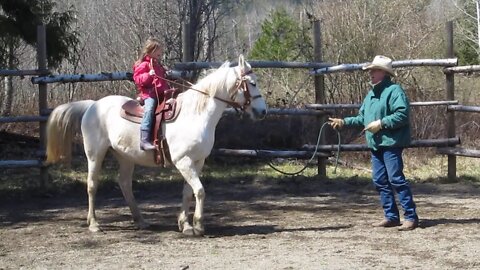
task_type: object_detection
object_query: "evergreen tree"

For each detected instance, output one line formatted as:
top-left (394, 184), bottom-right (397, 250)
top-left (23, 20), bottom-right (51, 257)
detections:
top-left (0, 0), bottom-right (78, 68)
top-left (0, 0), bottom-right (78, 116)
top-left (249, 7), bottom-right (312, 61)
top-left (455, 0), bottom-right (479, 65)
top-left (248, 7), bottom-right (313, 107)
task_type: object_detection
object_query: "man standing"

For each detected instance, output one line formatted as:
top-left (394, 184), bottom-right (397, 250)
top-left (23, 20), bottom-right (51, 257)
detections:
top-left (329, 55), bottom-right (419, 231)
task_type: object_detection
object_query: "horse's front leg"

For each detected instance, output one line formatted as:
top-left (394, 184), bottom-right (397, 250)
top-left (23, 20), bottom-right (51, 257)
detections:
top-left (175, 157), bottom-right (205, 236)
top-left (192, 159), bottom-right (206, 235)
top-left (192, 182), bottom-right (205, 236)
top-left (178, 182), bottom-right (194, 235)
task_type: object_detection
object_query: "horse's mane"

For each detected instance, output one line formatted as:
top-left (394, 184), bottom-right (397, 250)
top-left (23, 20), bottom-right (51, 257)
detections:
top-left (192, 61), bottom-right (234, 113)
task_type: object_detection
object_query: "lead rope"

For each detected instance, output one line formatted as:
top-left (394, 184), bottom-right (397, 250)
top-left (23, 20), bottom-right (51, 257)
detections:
top-left (263, 122), bottom-right (342, 176)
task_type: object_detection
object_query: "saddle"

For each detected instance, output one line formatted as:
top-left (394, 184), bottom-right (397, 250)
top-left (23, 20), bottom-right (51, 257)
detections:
top-left (120, 88), bottom-right (182, 167)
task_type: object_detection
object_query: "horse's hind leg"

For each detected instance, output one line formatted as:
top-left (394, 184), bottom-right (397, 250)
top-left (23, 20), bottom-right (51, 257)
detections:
top-left (85, 149), bottom-right (108, 232)
top-left (115, 155), bottom-right (148, 229)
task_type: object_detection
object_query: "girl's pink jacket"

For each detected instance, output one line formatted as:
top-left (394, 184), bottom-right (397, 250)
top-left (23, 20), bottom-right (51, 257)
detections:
top-left (133, 56), bottom-right (170, 100)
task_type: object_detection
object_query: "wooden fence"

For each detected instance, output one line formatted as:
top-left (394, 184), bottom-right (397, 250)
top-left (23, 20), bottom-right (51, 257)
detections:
top-left (0, 25), bottom-right (49, 187)
top-left (2, 21), bottom-right (480, 186)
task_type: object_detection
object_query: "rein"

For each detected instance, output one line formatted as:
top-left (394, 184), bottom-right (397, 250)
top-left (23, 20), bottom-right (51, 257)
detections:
top-left (150, 59), bottom-right (162, 102)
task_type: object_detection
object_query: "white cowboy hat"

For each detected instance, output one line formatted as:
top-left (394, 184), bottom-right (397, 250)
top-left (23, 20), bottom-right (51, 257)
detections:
top-left (362, 55), bottom-right (395, 77)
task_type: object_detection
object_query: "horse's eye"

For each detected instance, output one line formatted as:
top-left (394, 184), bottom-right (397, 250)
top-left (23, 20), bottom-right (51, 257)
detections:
top-left (250, 82), bottom-right (256, 87)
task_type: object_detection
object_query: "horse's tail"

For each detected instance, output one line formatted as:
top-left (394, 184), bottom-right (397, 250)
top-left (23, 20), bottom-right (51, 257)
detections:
top-left (46, 100), bottom-right (95, 164)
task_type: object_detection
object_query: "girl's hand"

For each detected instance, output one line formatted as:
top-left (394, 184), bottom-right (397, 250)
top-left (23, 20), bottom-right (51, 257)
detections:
top-left (149, 69), bottom-right (156, 76)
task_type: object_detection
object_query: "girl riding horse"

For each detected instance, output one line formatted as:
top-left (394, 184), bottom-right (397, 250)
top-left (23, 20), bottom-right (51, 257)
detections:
top-left (133, 38), bottom-right (170, 150)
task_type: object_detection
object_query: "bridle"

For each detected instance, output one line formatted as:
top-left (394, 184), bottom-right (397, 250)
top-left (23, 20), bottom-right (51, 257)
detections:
top-left (213, 69), bottom-right (263, 111)
top-left (161, 68), bottom-right (262, 112)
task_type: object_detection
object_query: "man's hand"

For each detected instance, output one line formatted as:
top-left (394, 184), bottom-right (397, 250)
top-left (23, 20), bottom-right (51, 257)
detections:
top-left (328, 118), bottom-right (344, 130)
top-left (364, 120), bottom-right (382, 134)
top-left (149, 69), bottom-right (156, 76)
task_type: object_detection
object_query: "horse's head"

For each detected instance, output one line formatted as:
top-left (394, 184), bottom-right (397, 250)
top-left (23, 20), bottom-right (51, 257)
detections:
top-left (230, 55), bottom-right (267, 120)
top-left (191, 55), bottom-right (267, 119)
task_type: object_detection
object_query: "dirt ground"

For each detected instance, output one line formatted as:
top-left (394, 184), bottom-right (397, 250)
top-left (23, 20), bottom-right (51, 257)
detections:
top-left (0, 174), bottom-right (479, 270)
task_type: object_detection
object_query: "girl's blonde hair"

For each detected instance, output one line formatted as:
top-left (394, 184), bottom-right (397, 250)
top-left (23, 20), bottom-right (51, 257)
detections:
top-left (135, 37), bottom-right (162, 65)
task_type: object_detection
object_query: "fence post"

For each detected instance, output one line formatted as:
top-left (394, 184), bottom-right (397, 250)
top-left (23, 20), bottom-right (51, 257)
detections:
top-left (182, 23), bottom-right (194, 63)
top-left (36, 25), bottom-right (49, 188)
top-left (445, 21), bottom-right (456, 180)
top-left (313, 20), bottom-right (327, 177)
top-left (182, 22), bottom-right (194, 86)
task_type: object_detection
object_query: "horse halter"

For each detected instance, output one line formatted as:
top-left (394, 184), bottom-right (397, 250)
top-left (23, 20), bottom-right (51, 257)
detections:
top-left (216, 69), bottom-right (263, 112)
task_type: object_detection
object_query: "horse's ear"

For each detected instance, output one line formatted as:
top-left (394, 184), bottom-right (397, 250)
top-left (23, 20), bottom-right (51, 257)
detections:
top-left (238, 54), bottom-right (245, 71)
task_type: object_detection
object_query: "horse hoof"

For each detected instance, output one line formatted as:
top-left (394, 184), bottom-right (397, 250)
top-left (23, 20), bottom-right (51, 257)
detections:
top-left (178, 218), bottom-right (190, 232)
top-left (193, 219), bottom-right (204, 236)
top-left (89, 225), bottom-right (101, 233)
top-left (182, 226), bottom-right (195, 236)
top-left (193, 228), bottom-right (204, 237)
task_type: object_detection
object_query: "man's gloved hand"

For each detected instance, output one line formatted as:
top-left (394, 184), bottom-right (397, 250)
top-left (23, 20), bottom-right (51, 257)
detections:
top-left (364, 120), bottom-right (382, 134)
top-left (328, 118), bottom-right (344, 130)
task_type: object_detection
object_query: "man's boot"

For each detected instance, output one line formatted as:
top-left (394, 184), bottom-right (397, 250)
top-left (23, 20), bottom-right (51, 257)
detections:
top-left (140, 129), bottom-right (156, 151)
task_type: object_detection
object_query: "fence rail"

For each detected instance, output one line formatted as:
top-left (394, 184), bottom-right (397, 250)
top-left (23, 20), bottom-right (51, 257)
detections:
top-left (174, 60), bottom-right (332, 71)
top-left (212, 149), bottom-right (331, 158)
top-left (31, 72), bottom-right (132, 84)
top-left (0, 160), bottom-right (42, 169)
top-left (306, 100), bottom-right (460, 110)
top-left (301, 137), bottom-right (460, 152)
top-left (0, 69), bottom-right (48, 76)
top-left (0, 115), bottom-right (49, 123)
top-left (225, 108), bottom-right (331, 116)
top-left (444, 65), bottom-right (480, 74)
top-left (211, 138), bottom-right (461, 159)
top-left (447, 105), bottom-right (480, 113)
top-left (437, 147), bottom-right (480, 158)
top-left (311, 58), bottom-right (458, 75)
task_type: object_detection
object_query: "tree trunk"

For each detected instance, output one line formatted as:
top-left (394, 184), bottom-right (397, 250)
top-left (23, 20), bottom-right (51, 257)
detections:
top-left (188, 0), bottom-right (198, 61)
top-left (476, 0), bottom-right (480, 58)
top-left (2, 41), bottom-right (15, 117)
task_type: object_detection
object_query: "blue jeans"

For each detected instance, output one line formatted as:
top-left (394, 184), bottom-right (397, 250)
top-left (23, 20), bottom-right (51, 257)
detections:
top-left (140, 97), bottom-right (157, 131)
top-left (371, 148), bottom-right (418, 222)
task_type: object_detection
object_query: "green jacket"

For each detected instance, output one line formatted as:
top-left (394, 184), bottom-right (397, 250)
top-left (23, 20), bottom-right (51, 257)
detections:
top-left (344, 77), bottom-right (411, 150)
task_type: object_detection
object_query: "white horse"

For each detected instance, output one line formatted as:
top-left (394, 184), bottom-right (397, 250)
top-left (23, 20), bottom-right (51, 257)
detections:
top-left (46, 55), bottom-right (267, 236)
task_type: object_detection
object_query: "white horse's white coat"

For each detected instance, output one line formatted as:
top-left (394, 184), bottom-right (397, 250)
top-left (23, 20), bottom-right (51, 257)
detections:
top-left (46, 56), bottom-right (267, 235)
